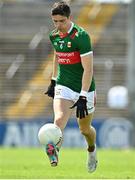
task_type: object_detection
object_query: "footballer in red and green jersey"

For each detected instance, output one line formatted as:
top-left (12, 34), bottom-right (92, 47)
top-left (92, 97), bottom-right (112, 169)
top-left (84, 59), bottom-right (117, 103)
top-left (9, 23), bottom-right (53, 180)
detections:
top-left (49, 22), bottom-right (95, 93)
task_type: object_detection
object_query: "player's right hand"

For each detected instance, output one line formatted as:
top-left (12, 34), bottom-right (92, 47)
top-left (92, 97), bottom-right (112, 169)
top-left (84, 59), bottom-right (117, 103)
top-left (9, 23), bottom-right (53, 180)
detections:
top-left (45, 79), bottom-right (56, 98)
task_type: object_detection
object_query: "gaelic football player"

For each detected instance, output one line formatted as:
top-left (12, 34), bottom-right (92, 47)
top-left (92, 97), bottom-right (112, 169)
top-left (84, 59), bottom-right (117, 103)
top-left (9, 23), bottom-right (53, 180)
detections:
top-left (45, 1), bottom-right (97, 173)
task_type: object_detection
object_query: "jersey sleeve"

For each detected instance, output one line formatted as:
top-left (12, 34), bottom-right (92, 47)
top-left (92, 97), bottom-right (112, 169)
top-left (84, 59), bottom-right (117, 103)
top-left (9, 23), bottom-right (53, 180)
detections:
top-left (77, 31), bottom-right (93, 57)
top-left (49, 33), bottom-right (53, 43)
top-left (49, 33), bottom-right (56, 50)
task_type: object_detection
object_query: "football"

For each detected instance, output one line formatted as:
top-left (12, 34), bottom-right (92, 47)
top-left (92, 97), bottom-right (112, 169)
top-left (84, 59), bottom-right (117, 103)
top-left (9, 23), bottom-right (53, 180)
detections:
top-left (38, 123), bottom-right (62, 146)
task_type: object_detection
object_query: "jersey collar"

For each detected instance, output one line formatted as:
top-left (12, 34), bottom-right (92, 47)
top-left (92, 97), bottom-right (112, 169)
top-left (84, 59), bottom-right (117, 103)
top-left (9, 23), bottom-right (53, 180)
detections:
top-left (68, 22), bottom-right (74, 34)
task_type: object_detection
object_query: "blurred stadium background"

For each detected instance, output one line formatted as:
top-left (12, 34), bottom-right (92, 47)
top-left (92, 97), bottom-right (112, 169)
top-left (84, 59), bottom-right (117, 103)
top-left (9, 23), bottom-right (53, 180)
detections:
top-left (0, 0), bottom-right (135, 148)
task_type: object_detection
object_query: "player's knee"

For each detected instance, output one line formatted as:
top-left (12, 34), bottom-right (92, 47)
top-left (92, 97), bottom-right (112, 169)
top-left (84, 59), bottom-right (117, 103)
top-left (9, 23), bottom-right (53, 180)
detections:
top-left (55, 118), bottom-right (62, 128)
top-left (54, 114), bottom-right (65, 130)
top-left (79, 127), bottom-right (90, 137)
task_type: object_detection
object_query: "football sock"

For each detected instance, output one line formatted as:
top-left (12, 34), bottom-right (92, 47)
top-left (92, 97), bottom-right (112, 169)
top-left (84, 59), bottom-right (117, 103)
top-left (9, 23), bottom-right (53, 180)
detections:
top-left (87, 144), bottom-right (95, 152)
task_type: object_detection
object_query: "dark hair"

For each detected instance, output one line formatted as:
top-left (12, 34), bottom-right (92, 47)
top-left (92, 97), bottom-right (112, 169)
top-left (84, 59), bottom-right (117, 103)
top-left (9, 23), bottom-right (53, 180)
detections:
top-left (51, 1), bottom-right (71, 18)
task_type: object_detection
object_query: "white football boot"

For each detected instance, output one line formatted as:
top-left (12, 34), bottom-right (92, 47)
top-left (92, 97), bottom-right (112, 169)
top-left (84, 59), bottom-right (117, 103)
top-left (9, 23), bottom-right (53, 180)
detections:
top-left (87, 145), bottom-right (98, 173)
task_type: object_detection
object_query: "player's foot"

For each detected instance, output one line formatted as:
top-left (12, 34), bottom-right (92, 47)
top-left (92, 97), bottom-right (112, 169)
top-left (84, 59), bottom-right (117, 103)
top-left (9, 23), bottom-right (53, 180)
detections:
top-left (46, 143), bottom-right (58, 167)
top-left (87, 145), bottom-right (98, 173)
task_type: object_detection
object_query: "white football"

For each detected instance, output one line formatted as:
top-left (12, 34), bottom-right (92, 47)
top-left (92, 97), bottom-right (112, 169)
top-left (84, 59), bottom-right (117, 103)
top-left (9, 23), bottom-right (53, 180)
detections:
top-left (38, 123), bottom-right (62, 146)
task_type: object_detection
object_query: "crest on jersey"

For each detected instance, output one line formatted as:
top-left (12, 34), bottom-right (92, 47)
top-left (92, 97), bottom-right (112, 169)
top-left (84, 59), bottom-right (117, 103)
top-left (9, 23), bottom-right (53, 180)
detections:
top-left (67, 42), bottom-right (71, 48)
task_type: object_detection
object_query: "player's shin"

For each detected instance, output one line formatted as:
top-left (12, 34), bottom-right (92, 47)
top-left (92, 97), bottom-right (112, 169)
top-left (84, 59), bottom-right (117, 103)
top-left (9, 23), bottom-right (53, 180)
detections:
top-left (56, 131), bottom-right (64, 151)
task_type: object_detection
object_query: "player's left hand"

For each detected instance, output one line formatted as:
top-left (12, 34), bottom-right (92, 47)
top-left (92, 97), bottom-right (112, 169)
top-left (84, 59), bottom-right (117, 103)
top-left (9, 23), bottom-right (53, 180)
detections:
top-left (70, 96), bottom-right (88, 119)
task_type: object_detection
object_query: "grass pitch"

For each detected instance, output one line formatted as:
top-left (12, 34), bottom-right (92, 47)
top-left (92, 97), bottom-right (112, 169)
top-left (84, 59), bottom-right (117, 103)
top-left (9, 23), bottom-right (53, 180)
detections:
top-left (0, 147), bottom-right (135, 179)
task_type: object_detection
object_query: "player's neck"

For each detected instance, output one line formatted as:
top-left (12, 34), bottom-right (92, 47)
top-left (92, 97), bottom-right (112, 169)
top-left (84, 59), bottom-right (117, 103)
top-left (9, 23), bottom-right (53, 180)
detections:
top-left (60, 21), bottom-right (72, 34)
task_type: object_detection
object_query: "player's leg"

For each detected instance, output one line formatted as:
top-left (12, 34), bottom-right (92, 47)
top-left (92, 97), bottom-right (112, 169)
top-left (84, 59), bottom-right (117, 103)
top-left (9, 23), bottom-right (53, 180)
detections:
top-left (76, 91), bottom-right (97, 172)
top-left (78, 113), bottom-right (96, 149)
top-left (46, 85), bottom-right (73, 167)
top-left (77, 113), bottom-right (97, 173)
top-left (46, 98), bottom-right (73, 166)
top-left (53, 98), bottom-right (73, 149)
top-left (53, 98), bottom-right (73, 130)
top-left (53, 84), bottom-right (74, 131)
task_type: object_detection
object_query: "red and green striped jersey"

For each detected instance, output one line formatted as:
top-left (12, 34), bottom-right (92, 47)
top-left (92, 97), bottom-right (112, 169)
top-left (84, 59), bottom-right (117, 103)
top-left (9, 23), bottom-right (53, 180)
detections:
top-left (49, 22), bottom-right (95, 93)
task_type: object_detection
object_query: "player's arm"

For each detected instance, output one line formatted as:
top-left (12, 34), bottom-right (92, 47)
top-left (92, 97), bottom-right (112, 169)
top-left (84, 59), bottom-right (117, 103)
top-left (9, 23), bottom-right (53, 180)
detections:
top-left (45, 51), bottom-right (58, 98)
top-left (81, 53), bottom-right (93, 94)
top-left (52, 50), bottom-right (58, 80)
top-left (70, 53), bottom-right (93, 118)
top-left (70, 32), bottom-right (93, 118)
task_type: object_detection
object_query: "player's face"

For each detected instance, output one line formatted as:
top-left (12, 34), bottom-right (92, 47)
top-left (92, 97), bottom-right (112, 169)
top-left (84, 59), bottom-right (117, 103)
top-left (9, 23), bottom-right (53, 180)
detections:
top-left (52, 15), bottom-right (71, 33)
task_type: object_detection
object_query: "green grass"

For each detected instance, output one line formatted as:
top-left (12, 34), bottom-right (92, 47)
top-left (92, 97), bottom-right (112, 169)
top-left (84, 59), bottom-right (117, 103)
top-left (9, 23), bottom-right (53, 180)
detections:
top-left (0, 147), bottom-right (135, 179)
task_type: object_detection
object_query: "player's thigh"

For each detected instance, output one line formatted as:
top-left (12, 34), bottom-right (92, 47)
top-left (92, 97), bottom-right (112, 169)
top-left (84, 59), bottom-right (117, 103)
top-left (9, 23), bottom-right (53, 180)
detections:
top-left (77, 113), bottom-right (94, 131)
top-left (53, 98), bottom-right (73, 130)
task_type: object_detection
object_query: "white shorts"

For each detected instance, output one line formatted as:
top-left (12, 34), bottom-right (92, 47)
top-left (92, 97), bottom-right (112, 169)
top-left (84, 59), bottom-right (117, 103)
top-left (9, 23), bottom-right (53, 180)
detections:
top-left (54, 85), bottom-right (96, 114)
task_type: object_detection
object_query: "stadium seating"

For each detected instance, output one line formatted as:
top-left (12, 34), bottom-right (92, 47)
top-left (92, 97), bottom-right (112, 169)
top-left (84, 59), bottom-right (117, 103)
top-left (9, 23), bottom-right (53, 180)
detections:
top-left (0, 1), bottom-right (129, 120)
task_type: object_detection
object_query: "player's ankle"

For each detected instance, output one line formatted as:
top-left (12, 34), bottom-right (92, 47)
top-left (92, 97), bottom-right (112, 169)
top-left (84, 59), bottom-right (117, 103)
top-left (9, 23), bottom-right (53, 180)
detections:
top-left (56, 146), bottom-right (60, 152)
top-left (87, 144), bottom-right (95, 152)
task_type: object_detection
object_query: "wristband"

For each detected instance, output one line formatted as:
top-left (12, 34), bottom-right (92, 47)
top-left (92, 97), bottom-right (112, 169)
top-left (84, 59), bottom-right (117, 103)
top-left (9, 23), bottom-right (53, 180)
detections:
top-left (80, 90), bottom-right (88, 97)
top-left (52, 77), bottom-right (57, 81)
